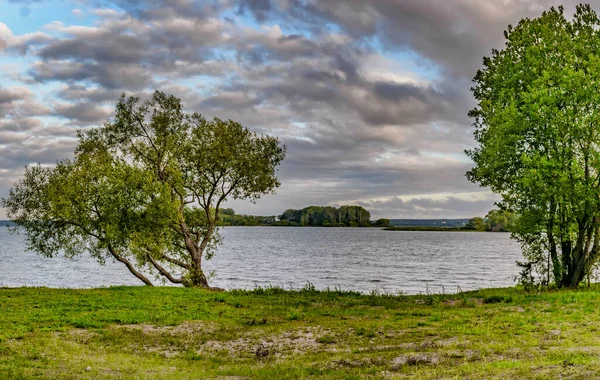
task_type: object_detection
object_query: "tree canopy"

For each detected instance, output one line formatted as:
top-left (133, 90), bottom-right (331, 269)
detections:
top-left (2, 91), bottom-right (286, 287)
top-left (466, 4), bottom-right (600, 287)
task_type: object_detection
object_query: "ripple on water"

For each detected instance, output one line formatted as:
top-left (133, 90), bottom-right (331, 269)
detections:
top-left (0, 227), bottom-right (522, 294)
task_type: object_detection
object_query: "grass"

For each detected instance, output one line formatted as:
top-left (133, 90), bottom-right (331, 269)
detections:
top-left (2, 285), bottom-right (600, 378)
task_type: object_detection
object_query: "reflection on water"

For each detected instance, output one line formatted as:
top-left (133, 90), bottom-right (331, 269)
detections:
top-left (0, 227), bottom-right (522, 294)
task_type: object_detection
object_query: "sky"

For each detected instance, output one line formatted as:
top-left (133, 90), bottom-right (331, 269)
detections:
top-left (0, 0), bottom-right (588, 219)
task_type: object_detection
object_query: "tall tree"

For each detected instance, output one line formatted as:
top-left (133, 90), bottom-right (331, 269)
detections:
top-left (3, 91), bottom-right (286, 287)
top-left (467, 5), bottom-right (600, 287)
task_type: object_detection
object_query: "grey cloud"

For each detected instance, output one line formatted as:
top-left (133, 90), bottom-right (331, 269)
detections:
top-left (201, 92), bottom-right (263, 109)
top-left (55, 85), bottom-right (124, 104)
top-left (0, 87), bottom-right (50, 119)
top-left (53, 103), bottom-right (112, 125)
top-left (355, 194), bottom-right (498, 219)
top-left (3, 0), bottom-right (566, 218)
top-left (38, 34), bottom-right (148, 64)
top-left (107, 0), bottom-right (233, 20)
top-left (0, 88), bottom-right (28, 104)
top-left (30, 61), bottom-right (153, 90)
top-left (0, 118), bottom-right (43, 132)
top-left (244, 0), bottom-right (584, 79)
top-left (237, 0), bottom-right (272, 21)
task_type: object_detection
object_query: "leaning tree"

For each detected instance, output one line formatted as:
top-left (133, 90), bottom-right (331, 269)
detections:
top-left (2, 91), bottom-right (286, 287)
top-left (467, 4), bottom-right (600, 287)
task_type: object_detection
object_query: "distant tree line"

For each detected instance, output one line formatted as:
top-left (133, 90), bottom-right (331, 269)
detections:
top-left (218, 205), bottom-right (387, 227)
top-left (219, 208), bottom-right (278, 226)
top-left (280, 205), bottom-right (371, 227)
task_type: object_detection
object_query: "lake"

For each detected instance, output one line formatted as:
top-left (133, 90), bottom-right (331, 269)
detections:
top-left (0, 226), bottom-right (522, 294)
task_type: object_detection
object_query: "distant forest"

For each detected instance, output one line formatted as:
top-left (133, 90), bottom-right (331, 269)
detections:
top-left (218, 207), bottom-right (516, 231)
top-left (280, 206), bottom-right (371, 227)
top-left (219, 205), bottom-right (384, 227)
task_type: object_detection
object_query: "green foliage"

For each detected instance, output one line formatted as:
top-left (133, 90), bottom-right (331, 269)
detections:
top-left (466, 5), bottom-right (600, 288)
top-left (219, 213), bottom-right (277, 226)
top-left (373, 218), bottom-right (392, 227)
top-left (484, 209), bottom-right (518, 232)
top-left (280, 205), bottom-right (371, 227)
top-left (465, 217), bottom-right (486, 231)
top-left (220, 208), bottom-right (236, 216)
top-left (2, 91), bottom-right (286, 287)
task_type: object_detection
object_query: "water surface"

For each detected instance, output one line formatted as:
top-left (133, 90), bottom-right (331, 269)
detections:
top-left (0, 227), bottom-right (522, 294)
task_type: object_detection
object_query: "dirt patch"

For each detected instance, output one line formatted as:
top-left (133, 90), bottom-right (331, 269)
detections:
top-left (58, 329), bottom-right (99, 344)
top-left (116, 321), bottom-right (216, 336)
top-left (445, 349), bottom-right (481, 361)
top-left (327, 357), bottom-right (387, 369)
top-left (143, 347), bottom-right (180, 358)
top-left (202, 327), bottom-right (330, 358)
top-left (391, 353), bottom-right (440, 368)
top-left (411, 340), bottom-right (440, 351)
top-left (353, 336), bottom-right (468, 354)
top-left (353, 344), bottom-right (413, 353)
top-left (443, 298), bottom-right (484, 307)
top-left (443, 299), bottom-right (462, 306)
top-left (436, 336), bottom-right (464, 347)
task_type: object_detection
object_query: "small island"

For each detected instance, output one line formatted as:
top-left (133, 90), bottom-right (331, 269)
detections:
top-left (219, 205), bottom-right (390, 227)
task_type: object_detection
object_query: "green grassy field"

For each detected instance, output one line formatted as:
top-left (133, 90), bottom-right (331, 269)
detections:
top-left (2, 285), bottom-right (600, 379)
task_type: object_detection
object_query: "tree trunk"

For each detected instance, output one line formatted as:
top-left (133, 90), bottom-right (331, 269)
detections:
top-left (187, 265), bottom-right (209, 287)
top-left (560, 225), bottom-right (595, 288)
top-left (547, 200), bottom-right (562, 284)
top-left (186, 222), bottom-right (217, 288)
top-left (560, 240), bottom-right (572, 287)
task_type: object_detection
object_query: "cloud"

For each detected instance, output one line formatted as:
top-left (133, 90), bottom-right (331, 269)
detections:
top-left (0, 22), bottom-right (52, 54)
top-left (2, 0), bottom-right (584, 219)
top-left (53, 102), bottom-right (112, 125)
top-left (0, 85), bottom-right (68, 220)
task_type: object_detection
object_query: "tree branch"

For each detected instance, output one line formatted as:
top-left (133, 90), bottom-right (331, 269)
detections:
top-left (108, 245), bottom-right (154, 286)
top-left (147, 248), bottom-right (192, 270)
top-left (146, 253), bottom-right (185, 284)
